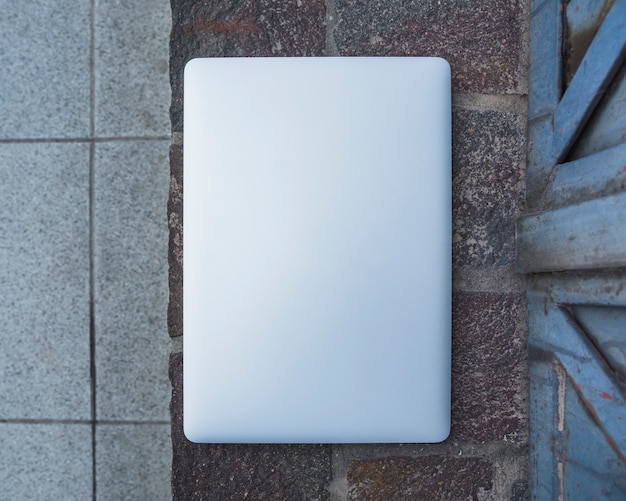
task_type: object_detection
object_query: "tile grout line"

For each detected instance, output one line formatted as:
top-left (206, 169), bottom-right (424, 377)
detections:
top-left (0, 419), bottom-right (171, 425)
top-left (0, 136), bottom-right (171, 144)
top-left (323, 0), bottom-right (339, 56)
top-left (89, 0), bottom-right (97, 499)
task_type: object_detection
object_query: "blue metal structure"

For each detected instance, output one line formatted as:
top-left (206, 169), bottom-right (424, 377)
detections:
top-left (519, 0), bottom-right (626, 498)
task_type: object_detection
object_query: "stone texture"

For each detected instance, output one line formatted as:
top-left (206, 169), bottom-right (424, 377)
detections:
top-left (0, 143), bottom-right (91, 420)
top-left (452, 110), bottom-right (526, 268)
top-left (0, 423), bottom-right (92, 500)
top-left (94, 140), bottom-right (170, 421)
top-left (511, 480), bottom-right (530, 501)
top-left (170, 0), bottom-right (326, 133)
top-left (96, 424), bottom-right (172, 501)
top-left (95, 0), bottom-right (171, 137)
top-left (451, 292), bottom-right (528, 444)
top-left (333, 0), bottom-right (526, 94)
top-left (0, 1), bottom-right (90, 139)
top-left (169, 353), bottom-right (332, 501)
top-left (168, 144), bottom-right (183, 338)
top-left (347, 456), bottom-right (494, 501)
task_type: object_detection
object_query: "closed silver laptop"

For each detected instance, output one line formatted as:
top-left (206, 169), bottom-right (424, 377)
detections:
top-left (183, 57), bottom-right (451, 443)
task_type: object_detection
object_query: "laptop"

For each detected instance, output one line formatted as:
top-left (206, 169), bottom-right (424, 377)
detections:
top-left (183, 57), bottom-right (451, 443)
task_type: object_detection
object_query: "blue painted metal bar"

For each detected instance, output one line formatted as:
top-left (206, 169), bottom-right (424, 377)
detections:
top-left (527, 117), bottom-right (559, 208)
top-left (537, 142), bottom-right (626, 209)
top-left (563, 379), bottom-right (626, 497)
top-left (574, 305), bottom-right (626, 382)
top-left (553, 0), bottom-right (626, 162)
top-left (528, 0), bottom-right (562, 121)
top-left (529, 299), bottom-right (626, 464)
top-left (524, 0), bottom-right (626, 498)
top-left (528, 290), bottom-right (566, 500)
top-left (528, 358), bottom-right (559, 499)
top-left (529, 272), bottom-right (626, 306)
top-left (517, 191), bottom-right (626, 273)
top-left (526, 0), bottom-right (562, 208)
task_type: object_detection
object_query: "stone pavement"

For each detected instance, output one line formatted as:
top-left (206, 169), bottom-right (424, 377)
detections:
top-left (0, 0), bottom-right (172, 499)
top-left (168, 1), bottom-right (530, 500)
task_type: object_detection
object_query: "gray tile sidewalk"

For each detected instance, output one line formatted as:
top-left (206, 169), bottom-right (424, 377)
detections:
top-left (0, 0), bottom-right (172, 499)
top-left (0, 2), bottom-right (91, 139)
top-left (0, 142), bottom-right (91, 421)
top-left (94, 140), bottom-right (170, 422)
top-left (0, 423), bottom-right (93, 500)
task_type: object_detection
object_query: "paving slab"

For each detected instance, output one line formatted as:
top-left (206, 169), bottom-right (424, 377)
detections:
top-left (96, 423), bottom-right (172, 501)
top-left (95, 0), bottom-right (171, 137)
top-left (169, 0), bottom-right (327, 133)
top-left (0, 1), bottom-right (90, 139)
top-left (0, 423), bottom-right (92, 500)
top-left (452, 109), bottom-right (526, 268)
top-left (0, 142), bottom-right (91, 420)
top-left (333, 0), bottom-right (527, 94)
top-left (452, 292), bottom-right (528, 444)
top-left (94, 140), bottom-right (170, 421)
top-left (347, 456), bottom-right (494, 500)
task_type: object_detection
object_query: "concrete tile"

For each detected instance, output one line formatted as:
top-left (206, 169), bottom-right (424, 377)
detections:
top-left (94, 140), bottom-right (170, 421)
top-left (0, 423), bottom-right (92, 500)
top-left (95, 0), bottom-right (171, 137)
top-left (0, 143), bottom-right (91, 420)
top-left (96, 423), bottom-right (172, 501)
top-left (0, 2), bottom-right (90, 139)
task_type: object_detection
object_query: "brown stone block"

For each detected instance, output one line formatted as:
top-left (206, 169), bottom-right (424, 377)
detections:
top-left (333, 0), bottom-right (526, 94)
top-left (452, 109), bottom-right (526, 268)
top-left (347, 456), bottom-right (493, 500)
top-left (170, 0), bottom-right (327, 132)
top-left (169, 353), bottom-right (332, 500)
top-left (451, 292), bottom-right (528, 444)
top-left (168, 145), bottom-right (183, 338)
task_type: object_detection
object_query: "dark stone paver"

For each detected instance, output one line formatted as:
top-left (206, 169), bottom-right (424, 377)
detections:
top-left (347, 456), bottom-right (494, 501)
top-left (333, 0), bottom-right (526, 93)
top-left (170, 0), bottom-right (327, 133)
top-left (452, 110), bottom-right (526, 268)
top-left (169, 353), bottom-right (332, 501)
top-left (451, 292), bottom-right (528, 444)
top-left (511, 480), bottom-right (530, 501)
top-left (168, 144), bottom-right (183, 338)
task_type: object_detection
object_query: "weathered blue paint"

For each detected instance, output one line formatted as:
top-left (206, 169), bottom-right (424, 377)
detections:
top-left (528, 0), bottom-right (562, 121)
top-left (563, 376), bottom-right (626, 498)
top-left (553, 0), bottom-right (626, 161)
top-left (516, 191), bottom-right (626, 273)
top-left (564, 0), bottom-right (612, 40)
top-left (538, 142), bottom-right (626, 209)
top-left (526, 0), bottom-right (626, 207)
top-left (572, 62), bottom-right (626, 159)
top-left (530, 272), bottom-right (626, 305)
top-left (574, 306), bottom-right (626, 381)
top-left (528, 280), bottom-right (626, 499)
top-left (527, 0), bottom-right (562, 203)
top-left (522, 0), bottom-right (626, 498)
top-left (528, 298), bottom-right (626, 456)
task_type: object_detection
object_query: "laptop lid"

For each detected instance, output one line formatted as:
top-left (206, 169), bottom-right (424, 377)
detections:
top-left (183, 57), bottom-right (451, 443)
